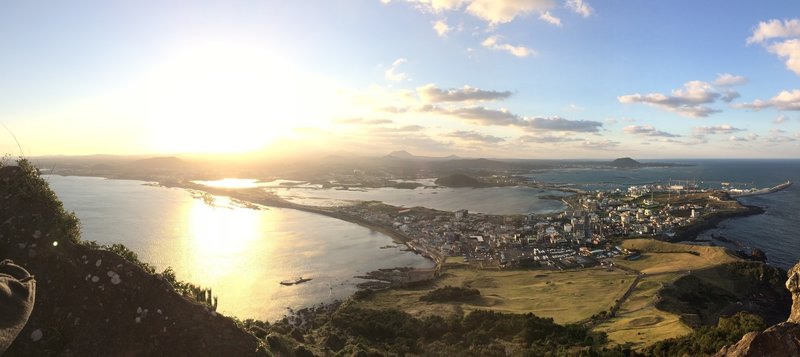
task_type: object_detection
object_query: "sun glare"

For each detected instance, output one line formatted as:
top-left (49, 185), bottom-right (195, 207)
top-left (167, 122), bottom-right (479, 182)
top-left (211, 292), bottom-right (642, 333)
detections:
top-left (133, 42), bottom-right (328, 154)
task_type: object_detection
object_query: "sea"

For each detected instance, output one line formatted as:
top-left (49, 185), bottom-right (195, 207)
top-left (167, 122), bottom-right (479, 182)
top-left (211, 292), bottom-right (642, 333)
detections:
top-left (44, 159), bottom-right (800, 322)
top-left (45, 175), bottom-right (434, 322)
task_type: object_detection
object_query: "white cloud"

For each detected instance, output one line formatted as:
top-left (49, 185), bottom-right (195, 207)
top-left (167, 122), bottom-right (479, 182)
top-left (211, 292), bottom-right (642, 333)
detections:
top-left (385, 58), bottom-right (409, 82)
top-left (768, 39), bottom-right (800, 76)
top-left (565, 0), bottom-right (593, 18)
top-left (538, 11), bottom-right (561, 26)
top-left (466, 0), bottom-right (554, 25)
top-left (736, 89), bottom-right (800, 111)
top-left (417, 83), bottom-right (512, 102)
top-left (748, 19), bottom-right (800, 76)
top-left (432, 19), bottom-right (452, 37)
top-left (713, 73), bottom-right (748, 87)
top-left (775, 114), bottom-right (789, 124)
top-left (482, 36), bottom-right (536, 57)
top-left (746, 18), bottom-right (800, 44)
top-left (618, 80), bottom-right (724, 118)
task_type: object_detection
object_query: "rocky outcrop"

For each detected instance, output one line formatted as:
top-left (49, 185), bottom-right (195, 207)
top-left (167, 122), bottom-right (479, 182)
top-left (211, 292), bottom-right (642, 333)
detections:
top-left (715, 261), bottom-right (800, 356)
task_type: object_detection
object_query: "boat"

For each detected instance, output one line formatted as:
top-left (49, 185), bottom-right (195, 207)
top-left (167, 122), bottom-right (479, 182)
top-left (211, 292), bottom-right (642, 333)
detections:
top-left (280, 277), bottom-right (312, 286)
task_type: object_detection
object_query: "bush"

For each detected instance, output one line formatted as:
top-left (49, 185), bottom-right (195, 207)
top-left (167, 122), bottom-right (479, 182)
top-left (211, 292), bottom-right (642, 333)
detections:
top-left (420, 286), bottom-right (480, 302)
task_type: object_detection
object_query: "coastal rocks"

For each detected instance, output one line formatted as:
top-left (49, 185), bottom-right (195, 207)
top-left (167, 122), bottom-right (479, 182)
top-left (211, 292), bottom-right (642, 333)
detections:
top-left (715, 261), bottom-right (800, 356)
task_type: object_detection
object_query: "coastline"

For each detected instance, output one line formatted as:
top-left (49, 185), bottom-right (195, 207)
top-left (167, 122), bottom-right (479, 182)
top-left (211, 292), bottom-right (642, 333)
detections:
top-left (670, 204), bottom-right (765, 243)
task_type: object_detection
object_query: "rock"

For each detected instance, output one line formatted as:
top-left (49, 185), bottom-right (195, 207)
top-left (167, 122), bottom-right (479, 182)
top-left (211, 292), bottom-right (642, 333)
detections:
top-left (715, 322), bottom-right (800, 356)
top-left (323, 333), bottom-right (345, 352)
top-left (716, 261), bottom-right (800, 356)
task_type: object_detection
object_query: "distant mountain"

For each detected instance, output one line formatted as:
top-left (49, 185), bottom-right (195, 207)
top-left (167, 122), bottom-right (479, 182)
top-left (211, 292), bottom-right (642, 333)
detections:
top-left (609, 157), bottom-right (642, 168)
top-left (386, 150), bottom-right (416, 159)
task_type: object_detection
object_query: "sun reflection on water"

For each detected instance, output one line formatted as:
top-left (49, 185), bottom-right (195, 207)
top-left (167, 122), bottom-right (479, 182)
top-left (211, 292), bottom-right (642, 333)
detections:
top-left (183, 195), bottom-right (278, 314)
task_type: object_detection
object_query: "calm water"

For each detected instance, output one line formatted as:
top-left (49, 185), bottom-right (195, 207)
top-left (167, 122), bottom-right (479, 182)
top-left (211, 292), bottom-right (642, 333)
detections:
top-left (273, 186), bottom-right (569, 215)
top-left (46, 175), bottom-right (433, 321)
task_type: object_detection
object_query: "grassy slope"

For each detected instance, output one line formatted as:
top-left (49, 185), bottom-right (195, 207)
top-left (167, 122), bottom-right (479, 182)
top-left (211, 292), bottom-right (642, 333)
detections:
top-left (594, 273), bottom-right (692, 349)
top-left (612, 239), bottom-right (738, 274)
top-left (591, 239), bottom-right (743, 349)
top-left (358, 262), bottom-right (633, 324)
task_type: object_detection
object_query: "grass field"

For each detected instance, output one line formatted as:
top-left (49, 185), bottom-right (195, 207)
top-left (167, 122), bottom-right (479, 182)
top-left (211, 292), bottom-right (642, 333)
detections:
top-left (612, 239), bottom-right (737, 274)
top-left (593, 273), bottom-right (692, 349)
top-left (357, 266), bottom-right (634, 324)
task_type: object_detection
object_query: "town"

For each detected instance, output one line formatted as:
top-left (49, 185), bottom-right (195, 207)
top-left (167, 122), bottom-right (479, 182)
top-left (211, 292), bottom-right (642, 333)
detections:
top-left (329, 179), bottom-right (758, 272)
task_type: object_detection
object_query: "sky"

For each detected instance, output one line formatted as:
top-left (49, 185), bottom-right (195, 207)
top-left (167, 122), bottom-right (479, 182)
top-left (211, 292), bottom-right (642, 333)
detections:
top-left (1, 1), bottom-right (799, 159)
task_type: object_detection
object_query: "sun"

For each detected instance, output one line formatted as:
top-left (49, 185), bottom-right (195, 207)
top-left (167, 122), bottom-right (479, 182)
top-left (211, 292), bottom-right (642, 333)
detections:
top-left (132, 42), bottom-right (313, 154)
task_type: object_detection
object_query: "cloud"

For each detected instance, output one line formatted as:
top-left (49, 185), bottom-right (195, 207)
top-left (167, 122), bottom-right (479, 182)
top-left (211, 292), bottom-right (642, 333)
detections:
top-left (526, 117), bottom-right (602, 132)
top-left (385, 58), bottom-right (409, 82)
top-left (581, 139), bottom-right (619, 149)
top-left (565, 0), bottom-right (592, 18)
top-left (623, 125), bottom-right (680, 137)
top-left (370, 124), bottom-right (425, 133)
top-left (735, 89), bottom-right (800, 111)
top-left (432, 19), bottom-right (452, 37)
top-left (713, 73), bottom-right (748, 87)
top-left (618, 80), bottom-right (724, 117)
top-left (334, 118), bottom-right (394, 125)
top-left (518, 134), bottom-right (581, 143)
top-left (729, 133), bottom-right (759, 142)
top-left (424, 105), bottom-right (603, 132)
top-left (768, 39), bottom-right (800, 76)
top-left (482, 36), bottom-right (536, 57)
top-left (720, 90), bottom-right (741, 103)
top-left (445, 130), bottom-right (505, 143)
top-left (424, 105), bottom-right (521, 125)
top-left (747, 19), bottom-right (800, 76)
top-left (538, 11), bottom-right (561, 26)
top-left (692, 125), bottom-right (745, 136)
top-left (466, 0), bottom-right (554, 25)
top-left (775, 114), bottom-right (789, 124)
top-left (746, 18), bottom-right (800, 44)
top-left (417, 83), bottom-right (512, 103)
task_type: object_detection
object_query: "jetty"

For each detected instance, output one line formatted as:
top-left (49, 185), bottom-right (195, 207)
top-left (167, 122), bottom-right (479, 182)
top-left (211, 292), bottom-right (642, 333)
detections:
top-left (729, 180), bottom-right (792, 198)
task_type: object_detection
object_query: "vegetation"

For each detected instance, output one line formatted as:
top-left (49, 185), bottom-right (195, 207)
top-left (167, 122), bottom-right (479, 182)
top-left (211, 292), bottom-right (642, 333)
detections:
top-left (358, 266), bottom-right (633, 324)
top-left (613, 239), bottom-right (737, 274)
top-left (656, 262), bottom-right (790, 327)
top-left (420, 285), bottom-right (480, 302)
top-left (644, 312), bottom-right (766, 356)
top-left (327, 306), bottom-right (620, 356)
top-left (594, 273), bottom-right (693, 349)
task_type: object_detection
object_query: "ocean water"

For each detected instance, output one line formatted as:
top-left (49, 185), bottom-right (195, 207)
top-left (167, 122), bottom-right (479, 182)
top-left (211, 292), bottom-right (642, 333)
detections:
top-left (273, 186), bottom-right (569, 215)
top-left (45, 175), bottom-right (433, 321)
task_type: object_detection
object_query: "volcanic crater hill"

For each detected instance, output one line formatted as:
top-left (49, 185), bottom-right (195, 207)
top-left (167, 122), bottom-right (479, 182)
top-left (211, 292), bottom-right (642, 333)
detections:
top-left (0, 163), bottom-right (264, 356)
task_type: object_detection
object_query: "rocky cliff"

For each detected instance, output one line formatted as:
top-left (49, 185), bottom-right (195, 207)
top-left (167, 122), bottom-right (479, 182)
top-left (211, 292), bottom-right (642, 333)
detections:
top-left (0, 162), bottom-right (264, 356)
top-left (715, 261), bottom-right (800, 356)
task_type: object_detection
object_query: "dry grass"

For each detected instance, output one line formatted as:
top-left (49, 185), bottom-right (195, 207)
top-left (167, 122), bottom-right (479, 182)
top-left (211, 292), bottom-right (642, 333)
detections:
top-left (593, 273), bottom-right (692, 349)
top-left (613, 239), bottom-right (738, 274)
top-left (358, 266), bottom-right (633, 324)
